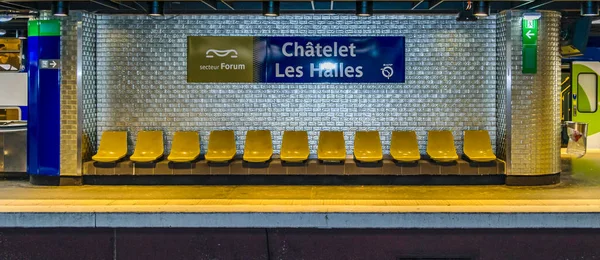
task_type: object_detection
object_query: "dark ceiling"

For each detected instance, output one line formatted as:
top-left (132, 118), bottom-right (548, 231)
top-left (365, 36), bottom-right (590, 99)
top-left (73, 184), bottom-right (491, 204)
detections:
top-left (0, 1), bottom-right (596, 37)
top-left (0, 0), bottom-right (590, 15)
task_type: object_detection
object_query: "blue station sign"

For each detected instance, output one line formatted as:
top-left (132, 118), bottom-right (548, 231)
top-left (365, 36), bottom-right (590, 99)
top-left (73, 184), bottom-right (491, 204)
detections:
top-left (188, 36), bottom-right (405, 83)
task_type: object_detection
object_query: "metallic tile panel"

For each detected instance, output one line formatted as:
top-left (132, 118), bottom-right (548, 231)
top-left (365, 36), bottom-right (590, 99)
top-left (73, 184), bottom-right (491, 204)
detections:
top-left (505, 11), bottom-right (561, 175)
top-left (81, 12), bottom-right (97, 162)
top-left (39, 10), bottom-right (52, 20)
top-left (57, 11), bottom-right (97, 176)
top-left (59, 14), bottom-right (79, 176)
top-left (94, 14), bottom-right (498, 156)
top-left (495, 12), bottom-right (508, 162)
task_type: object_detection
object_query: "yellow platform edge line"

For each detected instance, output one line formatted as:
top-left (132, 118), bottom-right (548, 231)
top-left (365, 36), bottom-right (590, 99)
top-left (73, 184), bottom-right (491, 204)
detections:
top-left (1, 199), bottom-right (600, 213)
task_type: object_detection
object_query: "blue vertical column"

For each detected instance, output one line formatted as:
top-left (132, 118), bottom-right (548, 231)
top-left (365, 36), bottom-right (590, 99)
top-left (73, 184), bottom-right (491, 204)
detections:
top-left (27, 20), bottom-right (61, 177)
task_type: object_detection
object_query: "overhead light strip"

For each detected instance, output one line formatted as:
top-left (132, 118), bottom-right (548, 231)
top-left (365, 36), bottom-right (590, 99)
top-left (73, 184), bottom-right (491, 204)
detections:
top-left (528, 0), bottom-right (555, 9)
top-left (134, 1), bottom-right (147, 12)
top-left (90, 0), bottom-right (119, 11)
top-left (428, 0), bottom-right (444, 10)
top-left (0, 3), bottom-right (16, 10)
top-left (411, 0), bottom-right (425, 10)
top-left (200, 0), bottom-right (217, 10)
top-left (220, 0), bottom-right (234, 10)
top-left (0, 1), bottom-right (36, 11)
top-left (510, 0), bottom-right (535, 10)
top-left (114, 2), bottom-right (138, 11)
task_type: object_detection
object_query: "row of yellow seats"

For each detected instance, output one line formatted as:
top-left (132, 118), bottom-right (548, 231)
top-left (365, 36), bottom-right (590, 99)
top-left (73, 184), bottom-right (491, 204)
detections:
top-left (92, 130), bottom-right (235, 163)
top-left (338, 130), bottom-right (495, 163)
top-left (92, 130), bottom-right (496, 164)
top-left (92, 130), bottom-right (307, 164)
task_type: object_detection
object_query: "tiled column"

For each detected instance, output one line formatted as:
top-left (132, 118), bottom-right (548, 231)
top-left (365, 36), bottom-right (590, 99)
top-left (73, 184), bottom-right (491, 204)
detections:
top-left (59, 11), bottom-right (98, 179)
top-left (29, 12), bottom-right (97, 185)
top-left (27, 20), bottom-right (62, 180)
top-left (498, 10), bottom-right (561, 185)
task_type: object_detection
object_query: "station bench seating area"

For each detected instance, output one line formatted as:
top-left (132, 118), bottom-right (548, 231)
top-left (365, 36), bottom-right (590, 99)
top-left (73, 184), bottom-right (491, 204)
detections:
top-left (427, 130), bottom-right (459, 163)
top-left (280, 131), bottom-right (310, 164)
top-left (205, 130), bottom-right (237, 164)
top-left (243, 130), bottom-right (273, 167)
top-left (390, 131), bottom-right (421, 163)
top-left (354, 131), bottom-right (383, 166)
top-left (91, 131), bottom-right (128, 163)
top-left (167, 131), bottom-right (200, 163)
top-left (88, 130), bottom-right (502, 176)
top-left (130, 131), bottom-right (164, 163)
top-left (317, 131), bottom-right (346, 163)
top-left (463, 130), bottom-right (496, 162)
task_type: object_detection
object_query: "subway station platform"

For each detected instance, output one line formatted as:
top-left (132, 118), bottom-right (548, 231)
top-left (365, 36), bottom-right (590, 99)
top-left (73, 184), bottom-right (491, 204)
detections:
top-left (0, 152), bottom-right (599, 229)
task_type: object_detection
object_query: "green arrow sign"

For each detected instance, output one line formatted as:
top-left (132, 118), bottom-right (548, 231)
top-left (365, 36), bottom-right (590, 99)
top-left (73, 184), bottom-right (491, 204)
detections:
top-left (522, 17), bottom-right (539, 74)
top-left (522, 19), bottom-right (538, 45)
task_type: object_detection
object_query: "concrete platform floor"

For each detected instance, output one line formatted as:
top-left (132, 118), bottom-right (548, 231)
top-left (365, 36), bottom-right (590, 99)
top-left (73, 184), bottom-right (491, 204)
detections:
top-left (0, 152), bottom-right (599, 228)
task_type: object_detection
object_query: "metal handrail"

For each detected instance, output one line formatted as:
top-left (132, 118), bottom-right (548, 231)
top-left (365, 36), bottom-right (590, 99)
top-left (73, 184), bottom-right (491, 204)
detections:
top-left (560, 75), bottom-right (571, 121)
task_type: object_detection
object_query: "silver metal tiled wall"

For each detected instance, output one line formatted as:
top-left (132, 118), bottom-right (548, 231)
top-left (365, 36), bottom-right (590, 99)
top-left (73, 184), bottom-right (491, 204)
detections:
top-left (59, 13), bottom-right (79, 175)
top-left (54, 11), bottom-right (97, 175)
top-left (500, 11), bottom-right (561, 175)
top-left (94, 14), bottom-right (498, 156)
top-left (81, 12), bottom-right (97, 162)
top-left (496, 12), bottom-right (508, 161)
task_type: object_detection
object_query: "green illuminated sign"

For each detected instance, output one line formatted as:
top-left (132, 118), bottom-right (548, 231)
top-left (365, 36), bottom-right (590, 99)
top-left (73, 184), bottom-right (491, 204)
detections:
top-left (522, 18), bottom-right (538, 74)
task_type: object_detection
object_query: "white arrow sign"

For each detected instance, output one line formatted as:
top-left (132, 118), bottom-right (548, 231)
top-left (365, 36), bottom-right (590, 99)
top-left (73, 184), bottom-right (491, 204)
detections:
top-left (526, 30), bottom-right (535, 39)
top-left (40, 59), bottom-right (61, 69)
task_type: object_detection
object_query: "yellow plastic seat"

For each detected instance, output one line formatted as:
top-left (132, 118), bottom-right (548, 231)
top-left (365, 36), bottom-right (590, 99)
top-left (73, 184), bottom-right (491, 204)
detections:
top-left (205, 130), bottom-right (236, 163)
top-left (280, 131), bottom-right (310, 163)
top-left (167, 131), bottom-right (200, 163)
top-left (390, 131), bottom-right (421, 162)
top-left (317, 131), bottom-right (346, 162)
top-left (243, 130), bottom-right (273, 163)
top-left (92, 131), bottom-right (128, 163)
top-left (353, 131), bottom-right (383, 163)
top-left (463, 130), bottom-right (496, 162)
top-left (427, 130), bottom-right (459, 163)
top-left (130, 131), bottom-right (164, 163)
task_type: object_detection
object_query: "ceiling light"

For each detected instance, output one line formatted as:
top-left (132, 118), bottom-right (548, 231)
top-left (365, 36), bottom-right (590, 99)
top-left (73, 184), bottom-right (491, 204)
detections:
top-left (581, 1), bottom-right (599, 17)
top-left (262, 1), bottom-right (280, 17)
top-left (51, 1), bottom-right (69, 17)
top-left (356, 0), bottom-right (373, 17)
top-left (473, 1), bottom-right (490, 17)
top-left (523, 12), bottom-right (542, 20)
top-left (0, 15), bottom-right (13, 23)
top-left (0, 29), bottom-right (6, 36)
top-left (456, 10), bottom-right (478, 22)
top-left (148, 1), bottom-right (164, 17)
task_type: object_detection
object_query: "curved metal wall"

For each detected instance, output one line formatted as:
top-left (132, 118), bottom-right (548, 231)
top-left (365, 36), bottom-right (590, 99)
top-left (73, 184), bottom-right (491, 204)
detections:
top-left (499, 10), bottom-right (561, 176)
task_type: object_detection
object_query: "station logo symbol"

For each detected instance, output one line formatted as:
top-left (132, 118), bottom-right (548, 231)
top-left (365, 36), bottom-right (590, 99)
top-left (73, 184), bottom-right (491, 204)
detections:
top-left (205, 49), bottom-right (238, 59)
top-left (381, 64), bottom-right (394, 79)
